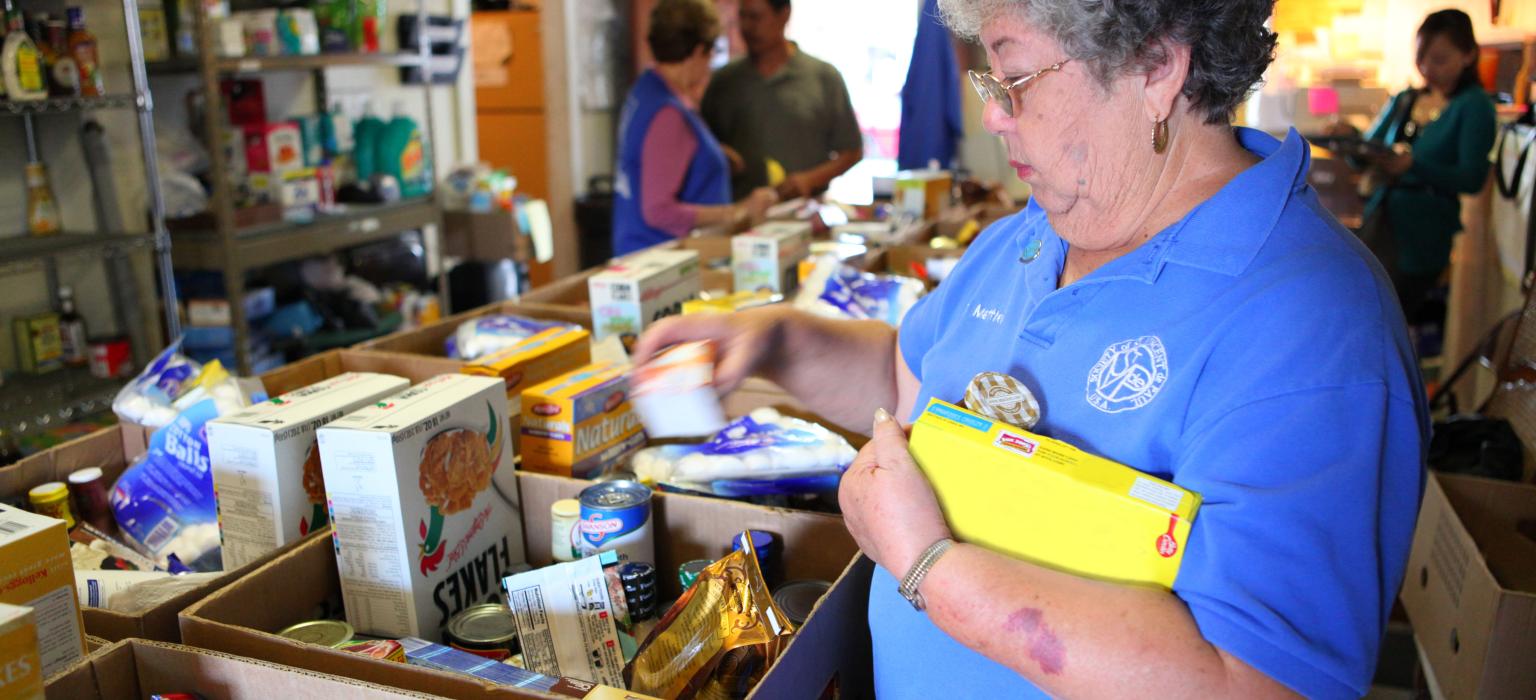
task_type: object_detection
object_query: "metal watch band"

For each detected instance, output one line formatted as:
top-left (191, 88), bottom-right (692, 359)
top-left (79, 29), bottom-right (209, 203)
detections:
top-left (898, 538), bottom-right (955, 611)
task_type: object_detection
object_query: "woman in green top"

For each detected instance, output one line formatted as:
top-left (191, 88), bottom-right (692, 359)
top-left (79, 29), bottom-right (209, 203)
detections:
top-left (1361, 9), bottom-right (1496, 327)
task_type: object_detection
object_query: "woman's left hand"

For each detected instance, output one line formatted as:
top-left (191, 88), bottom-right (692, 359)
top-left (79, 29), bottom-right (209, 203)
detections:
top-left (839, 409), bottom-right (952, 577)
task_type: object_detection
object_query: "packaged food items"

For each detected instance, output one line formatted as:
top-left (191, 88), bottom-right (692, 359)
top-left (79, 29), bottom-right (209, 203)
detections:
top-left (771, 580), bottom-right (830, 627)
top-left (399, 636), bottom-right (597, 694)
top-left (520, 362), bottom-right (645, 479)
top-left (794, 256), bottom-right (926, 327)
top-left (65, 468), bottom-right (114, 535)
top-left (909, 399), bottom-right (1201, 589)
top-left (277, 619), bottom-right (354, 648)
top-left (0, 603), bottom-right (44, 700)
top-left (444, 603), bottom-right (519, 661)
top-left (88, 336), bottom-right (133, 379)
top-left (113, 342), bottom-right (254, 429)
top-left (963, 371), bottom-right (1041, 429)
top-left (620, 562), bottom-right (658, 621)
top-left (0, 503), bottom-right (87, 677)
top-left (207, 372), bottom-right (409, 570)
top-left (680, 290), bottom-right (778, 316)
top-left (677, 559), bottom-right (710, 590)
top-left (73, 569), bottom-right (169, 609)
top-left (12, 313), bottom-right (63, 374)
top-left (110, 399), bottom-right (231, 571)
top-left (26, 482), bottom-right (75, 529)
top-left (588, 249), bottom-right (701, 346)
top-left (576, 480), bottom-right (654, 567)
top-left (74, 570), bottom-right (219, 614)
top-left (317, 374), bottom-right (525, 640)
top-left (66, 7), bottom-right (104, 97)
top-left (894, 169), bottom-right (953, 220)
top-left (631, 408), bottom-right (856, 497)
top-left (501, 551), bottom-right (626, 687)
top-left (25, 162), bottom-right (61, 237)
top-left (461, 326), bottom-right (592, 455)
top-left (338, 638), bottom-right (406, 663)
top-left (630, 341), bottom-right (726, 440)
top-left (732, 222), bottom-right (811, 295)
top-left (69, 524), bottom-right (159, 572)
top-left (732, 531), bottom-right (781, 589)
top-left (625, 531), bottom-right (794, 699)
top-left (446, 314), bottom-right (579, 361)
top-left (550, 498), bottom-right (581, 563)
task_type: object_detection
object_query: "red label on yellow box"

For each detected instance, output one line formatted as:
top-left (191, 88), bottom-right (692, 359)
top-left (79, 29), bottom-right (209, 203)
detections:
top-left (0, 505), bottom-right (86, 678)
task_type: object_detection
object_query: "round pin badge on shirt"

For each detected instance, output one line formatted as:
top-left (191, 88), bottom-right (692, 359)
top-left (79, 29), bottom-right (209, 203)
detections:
top-left (964, 372), bottom-right (1041, 429)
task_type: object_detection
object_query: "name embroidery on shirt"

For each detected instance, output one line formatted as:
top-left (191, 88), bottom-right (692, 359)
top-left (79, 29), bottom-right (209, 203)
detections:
top-left (971, 304), bottom-right (1005, 324)
top-left (1086, 336), bottom-right (1169, 414)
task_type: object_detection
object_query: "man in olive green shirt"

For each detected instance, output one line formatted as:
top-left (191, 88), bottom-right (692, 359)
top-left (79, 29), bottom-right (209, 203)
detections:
top-left (701, 0), bottom-right (864, 200)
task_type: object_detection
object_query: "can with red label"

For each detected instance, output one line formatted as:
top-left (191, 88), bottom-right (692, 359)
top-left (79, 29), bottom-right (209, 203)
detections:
top-left (444, 603), bottom-right (519, 661)
top-left (88, 337), bottom-right (132, 379)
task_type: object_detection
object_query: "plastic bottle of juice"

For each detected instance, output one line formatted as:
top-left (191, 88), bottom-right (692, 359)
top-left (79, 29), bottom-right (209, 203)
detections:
top-left (66, 6), bottom-right (102, 97)
top-left (26, 161), bottom-right (62, 236)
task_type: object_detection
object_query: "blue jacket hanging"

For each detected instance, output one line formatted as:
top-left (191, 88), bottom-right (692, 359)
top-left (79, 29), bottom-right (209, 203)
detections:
top-left (897, 0), bottom-right (963, 171)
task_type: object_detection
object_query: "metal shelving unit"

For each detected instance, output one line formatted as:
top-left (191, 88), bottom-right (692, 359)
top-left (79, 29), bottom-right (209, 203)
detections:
top-left (162, 2), bottom-right (444, 373)
top-left (0, 232), bottom-right (153, 270)
top-left (1, 94), bottom-right (142, 114)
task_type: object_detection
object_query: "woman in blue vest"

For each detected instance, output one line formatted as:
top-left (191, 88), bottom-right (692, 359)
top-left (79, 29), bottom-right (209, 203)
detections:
top-left (612, 0), bottom-right (777, 256)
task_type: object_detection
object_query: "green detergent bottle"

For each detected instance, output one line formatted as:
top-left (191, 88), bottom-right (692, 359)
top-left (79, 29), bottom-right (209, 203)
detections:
top-left (352, 101), bottom-right (385, 183)
top-left (379, 102), bottom-right (431, 198)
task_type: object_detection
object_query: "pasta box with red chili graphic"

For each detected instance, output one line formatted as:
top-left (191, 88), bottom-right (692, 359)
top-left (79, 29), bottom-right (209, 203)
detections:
top-left (316, 374), bottom-right (525, 641)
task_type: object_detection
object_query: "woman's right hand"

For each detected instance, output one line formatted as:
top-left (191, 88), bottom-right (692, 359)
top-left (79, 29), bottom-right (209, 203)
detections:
top-left (743, 187), bottom-right (779, 221)
top-left (631, 306), bottom-right (789, 395)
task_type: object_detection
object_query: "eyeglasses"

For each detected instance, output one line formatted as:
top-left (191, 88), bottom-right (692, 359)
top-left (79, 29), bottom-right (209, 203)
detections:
top-left (968, 60), bottom-right (1069, 118)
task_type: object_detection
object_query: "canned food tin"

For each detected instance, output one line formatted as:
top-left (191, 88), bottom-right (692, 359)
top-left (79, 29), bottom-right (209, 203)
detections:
top-left (445, 603), bottom-right (520, 661)
top-left (772, 580), bottom-right (831, 627)
top-left (577, 480), bottom-right (654, 566)
top-left (27, 482), bottom-right (76, 529)
top-left (678, 559), bottom-right (711, 589)
top-left (278, 619), bottom-right (354, 648)
top-left (550, 498), bottom-right (581, 563)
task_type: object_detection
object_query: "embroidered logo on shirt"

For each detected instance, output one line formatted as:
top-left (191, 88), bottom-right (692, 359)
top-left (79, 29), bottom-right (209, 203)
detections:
top-left (971, 304), bottom-right (1005, 324)
top-left (1086, 336), bottom-right (1169, 414)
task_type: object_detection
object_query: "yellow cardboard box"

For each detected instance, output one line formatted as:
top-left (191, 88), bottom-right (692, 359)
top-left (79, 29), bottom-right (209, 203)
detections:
top-left (462, 326), bottom-right (592, 420)
top-left (0, 505), bottom-right (86, 677)
top-left (520, 362), bottom-right (645, 479)
top-left (908, 400), bottom-right (1200, 588)
top-left (0, 603), bottom-right (43, 700)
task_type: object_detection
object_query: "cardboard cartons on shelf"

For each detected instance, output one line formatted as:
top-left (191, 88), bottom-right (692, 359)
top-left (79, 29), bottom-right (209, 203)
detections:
top-left (1400, 474), bottom-right (1536, 699)
top-left (178, 471), bottom-right (858, 699)
top-left (0, 426), bottom-right (321, 644)
top-left (44, 638), bottom-right (435, 700)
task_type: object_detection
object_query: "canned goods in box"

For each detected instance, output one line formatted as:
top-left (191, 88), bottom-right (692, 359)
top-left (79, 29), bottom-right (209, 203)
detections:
top-left (278, 619), bottom-right (354, 648)
top-left (772, 580), bottom-right (831, 627)
top-left (678, 559), bottom-right (711, 590)
top-left (577, 480), bottom-right (654, 566)
top-left (445, 603), bottom-right (519, 661)
top-left (620, 561), bottom-right (658, 621)
top-left (338, 638), bottom-right (405, 663)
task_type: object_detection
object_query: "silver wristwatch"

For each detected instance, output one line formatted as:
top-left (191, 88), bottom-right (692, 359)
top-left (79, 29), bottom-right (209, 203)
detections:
top-left (897, 538), bottom-right (955, 611)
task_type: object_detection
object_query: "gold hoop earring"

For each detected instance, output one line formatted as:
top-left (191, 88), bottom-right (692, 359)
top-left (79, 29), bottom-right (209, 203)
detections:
top-left (1152, 117), bottom-right (1170, 154)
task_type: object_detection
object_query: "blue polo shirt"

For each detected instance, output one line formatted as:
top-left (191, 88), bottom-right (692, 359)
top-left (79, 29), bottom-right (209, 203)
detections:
top-left (872, 128), bottom-right (1428, 698)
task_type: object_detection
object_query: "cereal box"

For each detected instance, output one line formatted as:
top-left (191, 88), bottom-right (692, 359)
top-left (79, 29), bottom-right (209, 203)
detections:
top-left (732, 222), bottom-right (811, 295)
top-left (587, 249), bottom-right (700, 345)
top-left (461, 326), bottom-right (592, 457)
top-left (0, 603), bottom-right (43, 700)
top-left (208, 372), bottom-right (410, 571)
top-left (316, 374), bottom-right (525, 640)
top-left (908, 399), bottom-right (1201, 589)
top-left (520, 362), bottom-right (645, 479)
top-left (0, 505), bottom-right (86, 677)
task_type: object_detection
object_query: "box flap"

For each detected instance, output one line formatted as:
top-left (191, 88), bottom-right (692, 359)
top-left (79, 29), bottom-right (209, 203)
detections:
top-left (751, 556), bottom-right (874, 699)
top-left (322, 374), bottom-right (501, 431)
top-left (215, 373), bottom-right (410, 430)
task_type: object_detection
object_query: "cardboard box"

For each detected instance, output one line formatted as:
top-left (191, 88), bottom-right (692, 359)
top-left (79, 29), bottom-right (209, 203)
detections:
top-left (519, 362), bottom-right (644, 479)
top-left (208, 372), bottom-right (412, 570)
top-left (0, 603), bottom-right (44, 700)
top-left (1399, 474), bottom-right (1536, 699)
top-left (733, 222), bottom-right (812, 295)
top-left (443, 210), bottom-right (533, 262)
top-left (358, 302), bottom-right (594, 357)
top-left (317, 374), bottom-right (525, 640)
top-left (909, 400), bottom-right (1199, 589)
top-left (587, 249), bottom-right (701, 343)
top-left (257, 349), bottom-right (464, 397)
top-left (894, 170), bottom-right (953, 220)
top-left (178, 471), bottom-right (859, 698)
top-left (44, 638), bottom-right (433, 700)
top-left (0, 505), bottom-right (86, 677)
top-left (0, 426), bottom-right (322, 643)
top-left (884, 244), bottom-right (963, 288)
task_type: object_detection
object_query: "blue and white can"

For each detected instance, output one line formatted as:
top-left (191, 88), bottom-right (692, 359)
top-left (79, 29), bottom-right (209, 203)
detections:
top-left (577, 480), bottom-right (654, 566)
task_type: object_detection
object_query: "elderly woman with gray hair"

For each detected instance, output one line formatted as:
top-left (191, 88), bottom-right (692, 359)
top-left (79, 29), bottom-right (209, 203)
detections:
top-left (635, 1), bottom-right (1426, 696)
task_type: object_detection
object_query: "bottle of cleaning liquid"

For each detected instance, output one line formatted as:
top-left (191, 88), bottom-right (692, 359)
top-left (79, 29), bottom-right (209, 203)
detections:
top-left (352, 101), bottom-right (385, 183)
top-left (66, 7), bottom-right (103, 97)
top-left (3, 5), bottom-right (48, 101)
top-left (379, 102), bottom-right (431, 198)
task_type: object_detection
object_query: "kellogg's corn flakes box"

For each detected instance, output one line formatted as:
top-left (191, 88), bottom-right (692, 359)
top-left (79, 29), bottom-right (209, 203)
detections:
top-left (208, 372), bottom-right (410, 571)
top-left (520, 362), bottom-right (645, 479)
top-left (316, 374), bottom-right (525, 640)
